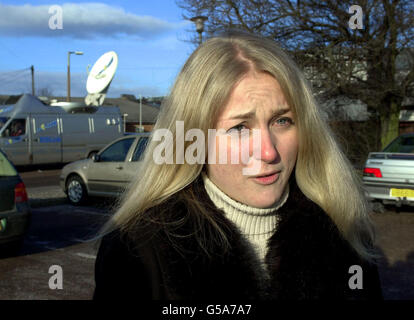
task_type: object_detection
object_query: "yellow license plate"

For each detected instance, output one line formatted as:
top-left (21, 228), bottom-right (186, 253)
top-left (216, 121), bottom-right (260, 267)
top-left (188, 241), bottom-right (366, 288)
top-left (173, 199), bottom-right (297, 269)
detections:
top-left (390, 188), bottom-right (414, 198)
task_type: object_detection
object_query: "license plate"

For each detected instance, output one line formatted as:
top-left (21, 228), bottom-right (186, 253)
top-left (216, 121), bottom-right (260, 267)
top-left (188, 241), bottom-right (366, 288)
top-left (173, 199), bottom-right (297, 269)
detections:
top-left (390, 188), bottom-right (414, 198)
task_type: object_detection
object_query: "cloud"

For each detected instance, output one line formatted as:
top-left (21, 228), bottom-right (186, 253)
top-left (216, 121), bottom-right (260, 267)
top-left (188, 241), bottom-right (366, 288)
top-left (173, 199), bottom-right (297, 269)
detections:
top-left (0, 2), bottom-right (187, 39)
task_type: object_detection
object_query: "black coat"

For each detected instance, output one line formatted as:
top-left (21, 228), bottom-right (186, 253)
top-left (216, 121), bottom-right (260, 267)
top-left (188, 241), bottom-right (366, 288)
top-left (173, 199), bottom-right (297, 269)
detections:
top-left (93, 175), bottom-right (383, 300)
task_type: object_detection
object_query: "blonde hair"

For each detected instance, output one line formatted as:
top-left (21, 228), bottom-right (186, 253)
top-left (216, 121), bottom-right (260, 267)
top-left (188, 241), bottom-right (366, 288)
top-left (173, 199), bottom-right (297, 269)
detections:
top-left (100, 31), bottom-right (377, 262)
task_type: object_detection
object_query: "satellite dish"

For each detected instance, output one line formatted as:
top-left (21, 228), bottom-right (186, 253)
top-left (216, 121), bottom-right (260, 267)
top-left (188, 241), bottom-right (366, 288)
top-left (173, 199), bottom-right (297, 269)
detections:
top-left (85, 51), bottom-right (118, 106)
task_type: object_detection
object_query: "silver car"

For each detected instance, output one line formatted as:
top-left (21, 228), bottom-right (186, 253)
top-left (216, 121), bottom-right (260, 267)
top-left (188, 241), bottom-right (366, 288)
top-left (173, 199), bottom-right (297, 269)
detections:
top-left (363, 133), bottom-right (414, 207)
top-left (60, 134), bottom-right (149, 205)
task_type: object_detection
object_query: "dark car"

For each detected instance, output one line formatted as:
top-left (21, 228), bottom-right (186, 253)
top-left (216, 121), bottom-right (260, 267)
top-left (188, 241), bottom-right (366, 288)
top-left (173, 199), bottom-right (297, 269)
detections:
top-left (0, 149), bottom-right (31, 253)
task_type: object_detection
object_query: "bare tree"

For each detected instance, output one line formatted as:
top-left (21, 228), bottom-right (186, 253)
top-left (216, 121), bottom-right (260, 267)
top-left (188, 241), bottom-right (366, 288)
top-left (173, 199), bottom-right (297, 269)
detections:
top-left (37, 87), bottom-right (53, 97)
top-left (178, 0), bottom-right (414, 150)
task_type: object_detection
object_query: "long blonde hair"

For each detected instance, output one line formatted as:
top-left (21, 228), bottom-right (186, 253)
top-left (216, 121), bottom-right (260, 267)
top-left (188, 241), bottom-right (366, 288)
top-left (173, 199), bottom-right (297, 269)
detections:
top-left (100, 31), bottom-right (377, 262)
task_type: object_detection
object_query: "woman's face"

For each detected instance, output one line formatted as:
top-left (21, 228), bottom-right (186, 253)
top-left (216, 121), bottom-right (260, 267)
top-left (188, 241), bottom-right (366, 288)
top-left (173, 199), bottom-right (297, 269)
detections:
top-left (206, 72), bottom-right (298, 208)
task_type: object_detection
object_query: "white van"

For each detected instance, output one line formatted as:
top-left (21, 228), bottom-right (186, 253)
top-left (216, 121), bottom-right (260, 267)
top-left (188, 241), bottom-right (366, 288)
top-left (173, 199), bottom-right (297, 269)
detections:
top-left (0, 94), bottom-right (123, 166)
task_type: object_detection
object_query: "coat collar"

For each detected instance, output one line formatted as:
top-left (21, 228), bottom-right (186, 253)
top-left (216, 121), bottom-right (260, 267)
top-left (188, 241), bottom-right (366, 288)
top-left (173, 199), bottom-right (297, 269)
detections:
top-left (135, 174), bottom-right (365, 300)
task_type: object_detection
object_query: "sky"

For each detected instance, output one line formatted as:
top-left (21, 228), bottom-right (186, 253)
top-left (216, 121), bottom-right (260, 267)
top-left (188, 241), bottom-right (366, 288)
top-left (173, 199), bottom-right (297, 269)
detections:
top-left (0, 0), bottom-right (198, 98)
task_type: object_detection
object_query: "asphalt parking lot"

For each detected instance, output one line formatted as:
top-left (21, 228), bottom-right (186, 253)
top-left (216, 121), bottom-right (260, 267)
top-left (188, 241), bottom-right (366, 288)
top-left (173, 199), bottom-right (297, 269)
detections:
top-left (371, 208), bottom-right (414, 299)
top-left (0, 203), bottom-right (108, 299)
top-left (0, 168), bottom-right (413, 300)
top-left (1, 201), bottom-right (413, 300)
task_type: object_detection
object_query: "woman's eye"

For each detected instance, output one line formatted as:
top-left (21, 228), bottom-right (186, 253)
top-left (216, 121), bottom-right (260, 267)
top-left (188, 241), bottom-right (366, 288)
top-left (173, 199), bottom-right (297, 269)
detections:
top-left (275, 117), bottom-right (294, 126)
top-left (227, 124), bottom-right (248, 133)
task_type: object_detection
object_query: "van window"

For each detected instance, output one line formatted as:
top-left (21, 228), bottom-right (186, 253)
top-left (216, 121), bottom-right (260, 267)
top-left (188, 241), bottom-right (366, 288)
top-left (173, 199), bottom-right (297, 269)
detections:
top-left (0, 117), bottom-right (9, 130)
top-left (0, 152), bottom-right (17, 176)
top-left (2, 119), bottom-right (26, 137)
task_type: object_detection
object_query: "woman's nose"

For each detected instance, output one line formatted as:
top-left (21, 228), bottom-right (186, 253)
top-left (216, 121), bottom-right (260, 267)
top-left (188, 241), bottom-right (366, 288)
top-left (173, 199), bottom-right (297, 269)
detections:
top-left (252, 128), bottom-right (278, 163)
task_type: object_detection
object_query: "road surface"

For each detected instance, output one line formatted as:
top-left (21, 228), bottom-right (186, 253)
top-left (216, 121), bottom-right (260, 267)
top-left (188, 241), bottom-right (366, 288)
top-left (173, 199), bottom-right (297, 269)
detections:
top-left (0, 167), bottom-right (413, 300)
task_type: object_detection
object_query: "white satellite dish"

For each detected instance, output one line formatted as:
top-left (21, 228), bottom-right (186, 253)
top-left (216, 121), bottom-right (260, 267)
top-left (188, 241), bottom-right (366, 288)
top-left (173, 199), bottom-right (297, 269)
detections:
top-left (85, 51), bottom-right (118, 106)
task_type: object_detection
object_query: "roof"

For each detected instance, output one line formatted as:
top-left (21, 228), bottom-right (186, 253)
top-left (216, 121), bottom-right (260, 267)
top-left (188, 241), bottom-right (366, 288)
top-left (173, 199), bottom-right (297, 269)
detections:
top-left (0, 95), bottom-right (22, 105)
top-left (52, 96), bottom-right (160, 124)
top-left (105, 97), bottom-right (160, 124)
top-left (0, 94), bottom-right (120, 116)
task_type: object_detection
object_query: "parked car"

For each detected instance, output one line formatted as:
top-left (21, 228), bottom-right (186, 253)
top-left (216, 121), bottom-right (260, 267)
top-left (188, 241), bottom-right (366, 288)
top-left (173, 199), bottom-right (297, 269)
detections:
top-left (0, 148), bottom-right (31, 252)
top-left (60, 133), bottom-right (150, 205)
top-left (363, 133), bottom-right (414, 207)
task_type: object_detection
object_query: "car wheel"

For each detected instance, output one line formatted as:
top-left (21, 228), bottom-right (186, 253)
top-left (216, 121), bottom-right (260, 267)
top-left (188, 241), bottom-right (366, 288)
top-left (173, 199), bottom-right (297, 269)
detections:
top-left (66, 175), bottom-right (88, 205)
top-left (371, 201), bottom-right (385, 213)
top-left (0, 238), bottom-right (24, 258)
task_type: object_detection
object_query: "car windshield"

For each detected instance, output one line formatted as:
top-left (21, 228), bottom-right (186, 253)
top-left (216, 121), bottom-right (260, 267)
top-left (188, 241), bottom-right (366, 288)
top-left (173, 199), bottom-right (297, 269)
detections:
top-left (383, 136), bottom-right (414, 153)
top-left (0, 152), bottom-right (17, 176)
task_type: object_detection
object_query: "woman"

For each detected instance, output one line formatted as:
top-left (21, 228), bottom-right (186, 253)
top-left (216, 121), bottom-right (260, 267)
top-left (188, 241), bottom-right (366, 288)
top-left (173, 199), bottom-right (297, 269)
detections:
top-left (93, 31), bottom-right (382, 300)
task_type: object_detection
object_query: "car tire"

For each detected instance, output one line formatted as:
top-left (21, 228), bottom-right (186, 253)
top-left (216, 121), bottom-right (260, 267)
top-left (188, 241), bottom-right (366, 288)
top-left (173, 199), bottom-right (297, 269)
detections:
top-left (0, 238), bottom-right (24, 258)
top-left (371, 201), bottom-right (385, 213)
top-left (66, 175), bottom-right (88, 205)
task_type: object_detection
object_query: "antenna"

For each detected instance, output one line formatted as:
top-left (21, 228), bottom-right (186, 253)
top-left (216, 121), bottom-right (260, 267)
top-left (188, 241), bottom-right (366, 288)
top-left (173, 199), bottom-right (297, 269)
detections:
top-left (85, 51), bottom-right (118, 106)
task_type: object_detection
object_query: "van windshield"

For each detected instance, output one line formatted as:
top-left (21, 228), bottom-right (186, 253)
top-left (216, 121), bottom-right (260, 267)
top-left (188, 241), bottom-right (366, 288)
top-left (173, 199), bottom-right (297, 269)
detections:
top-left (0, 117), bottom-right (9, 130)
top-left (2, 118), bottom-right (26, 137)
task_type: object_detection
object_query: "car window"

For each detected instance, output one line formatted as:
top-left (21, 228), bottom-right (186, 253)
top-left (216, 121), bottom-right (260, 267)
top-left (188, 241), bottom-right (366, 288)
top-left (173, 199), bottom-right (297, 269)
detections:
top-left (2, 119), bottom-right (26, 137)
top-left (383, 136), bottom-right (414, 153)
top-left (0, 152), bottom-right (17, 176)
top-left (99, 138), bottom-right (135, 162)
top-left (131, 137), bottom-right (149, 162)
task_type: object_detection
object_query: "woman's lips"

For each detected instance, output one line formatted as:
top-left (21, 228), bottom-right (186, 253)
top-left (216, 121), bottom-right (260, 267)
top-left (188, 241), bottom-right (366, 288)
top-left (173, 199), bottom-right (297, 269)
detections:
top-left (253, 172), bottom-right (280, 185)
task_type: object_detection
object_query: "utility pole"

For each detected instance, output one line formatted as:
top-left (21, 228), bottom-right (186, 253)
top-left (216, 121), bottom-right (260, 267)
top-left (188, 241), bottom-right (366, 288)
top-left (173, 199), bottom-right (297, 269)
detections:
top-left (31, 65), bottom-right (35, 95)
top-left (67, 51), bottom-right (83, 102)
top-left (139, 94), bottom-right (143, 132)
top-left (67, 53), bottom-right (70, 101)
top-left (123, 113), bottom-right (128, 133)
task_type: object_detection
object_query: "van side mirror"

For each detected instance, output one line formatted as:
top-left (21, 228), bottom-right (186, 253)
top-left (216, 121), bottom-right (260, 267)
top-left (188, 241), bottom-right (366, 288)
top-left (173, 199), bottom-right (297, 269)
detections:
top-left (92, 154), bottom-right (100, 162)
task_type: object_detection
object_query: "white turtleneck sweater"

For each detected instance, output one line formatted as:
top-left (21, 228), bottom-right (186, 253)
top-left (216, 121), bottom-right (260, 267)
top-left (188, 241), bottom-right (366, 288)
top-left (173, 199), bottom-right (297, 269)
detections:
top-left (201, 172), bottom-right (289, 268)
